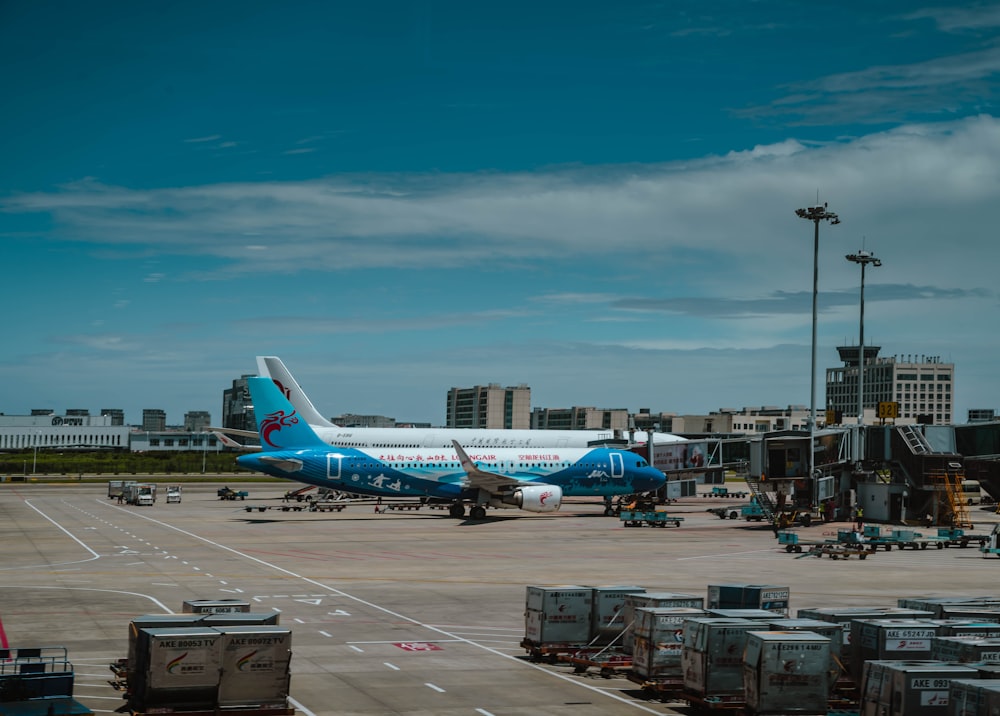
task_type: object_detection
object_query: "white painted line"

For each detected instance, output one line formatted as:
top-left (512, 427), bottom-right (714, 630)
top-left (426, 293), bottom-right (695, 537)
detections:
top-left (349, 645), bottom-right (363, 652)
top-left (425, 683), bottom-right (445, 693)
top-left (319, 630), bottom-right (332, 638)
top-left (384, 662), bottom-right (400, 671)
top-left (476, 709), bottom-right (496, 716)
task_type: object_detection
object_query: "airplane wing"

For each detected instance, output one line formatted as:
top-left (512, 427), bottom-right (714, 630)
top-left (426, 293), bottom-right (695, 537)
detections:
top-left (451, 439), bottom-right (541, 493)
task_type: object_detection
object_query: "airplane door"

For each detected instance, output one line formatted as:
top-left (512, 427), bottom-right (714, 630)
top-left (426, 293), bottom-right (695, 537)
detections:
top-left (327, 455), bottom-right (342, 480)
top-left (610, 453), bottom-right (624, 479)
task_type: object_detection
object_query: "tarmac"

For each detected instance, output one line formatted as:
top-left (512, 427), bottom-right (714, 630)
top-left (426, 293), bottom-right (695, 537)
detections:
top-left (1, 481), bottom-right (998, 716)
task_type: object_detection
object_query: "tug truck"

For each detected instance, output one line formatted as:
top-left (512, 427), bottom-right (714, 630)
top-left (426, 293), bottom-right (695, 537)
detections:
top-left (124, 483), bottom-right (157, 506)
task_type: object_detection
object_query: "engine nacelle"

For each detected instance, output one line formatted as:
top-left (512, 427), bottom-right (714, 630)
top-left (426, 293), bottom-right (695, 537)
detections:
top-left (489, 485), bottom-right (562, 513)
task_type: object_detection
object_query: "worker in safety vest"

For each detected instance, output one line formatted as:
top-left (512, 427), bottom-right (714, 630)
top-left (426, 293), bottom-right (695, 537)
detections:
top-left (854, 505), bottom-right (864, 530)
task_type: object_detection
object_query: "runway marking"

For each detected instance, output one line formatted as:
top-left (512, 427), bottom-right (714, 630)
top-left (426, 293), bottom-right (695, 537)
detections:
top-left (384, 662), bottom-right (399, 670)
top-left (476, 709), bottom-right (496, 716)
top-left (349, 645), bottom-right (363, 652)
top-left (425, 682), bottom-right (445, 692)
top-left (319, 631), bottom-right (333, 638)
top-left (88, 499), bottom-right (668, 715)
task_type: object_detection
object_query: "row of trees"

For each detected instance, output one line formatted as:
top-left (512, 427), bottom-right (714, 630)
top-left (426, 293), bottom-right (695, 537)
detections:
top-left (0, 449), bottom-right (250, 476)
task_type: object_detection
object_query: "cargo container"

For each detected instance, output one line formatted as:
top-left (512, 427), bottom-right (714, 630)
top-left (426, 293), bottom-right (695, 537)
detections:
top-left (859, 660), bottom-right (978, 716)
top-left (216, 625), bottom-right (292, 708)
top-left (621, 592), bottom-right (703, 652)
top-left (743, 631), bottom-right (831, 715)
top-left (129, 626), bottom-right (224, 712)
top-left (932, 636), bottom-right (1000, 663)
top-left (589, 585), bottom-right (645, 644)
top-left (630, 607), bottom-right (706, 679)
top-left (707, 584), bottom-right (790, 615)
top-left (933, 619), bottom-right (1000, 638)
top-left (182, 599), bottom-right (252, 614)
top-left (948, 678), bottom-right (1000, 716)
top-left (850, 619), bottom-right (942, 682)
top-left (128, 614), bottom-right (207, 671)
top-left (523, 586), bottom-right (592, 645)
top-left (681, 617), bottom-right (760, 697)
top-left (200, 611), bottom-right (281, 627)
top-left (707, 608), bottom-right (785, 621)
top-left (796, 606), bottom-right (934, 649)
top-left (767, 618), bottom-right (843, 670)
top-left (108, 479), bottom-right (137, 500)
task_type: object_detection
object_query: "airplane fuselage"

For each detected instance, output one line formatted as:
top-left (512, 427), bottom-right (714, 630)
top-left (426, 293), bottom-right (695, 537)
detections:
top-left (238, 445), bottom-right (664, 500)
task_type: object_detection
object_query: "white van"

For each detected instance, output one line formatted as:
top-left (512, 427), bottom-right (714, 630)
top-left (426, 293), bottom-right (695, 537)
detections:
top-left (961, 479), bottom-right (982, 506)
top-left (166, 486), bottom-right (182, 504)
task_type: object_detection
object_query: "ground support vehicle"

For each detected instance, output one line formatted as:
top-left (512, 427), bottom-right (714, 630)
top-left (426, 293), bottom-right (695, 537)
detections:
top-left (619, 510), bottom-right (683, 527)
top-left (705, 505), bottom-right (740, 520)
top-left (779, 530), bottom-right (876, 559)
top-left (561, 648), bottom-right (631, 678)
top-left (123, 483), bottom-right (156, 506)
top-left (217, 487), bottom-right (249, 500)
top-left (741, 496), bottom-right (769, 522)
top-left (521, 638), bottom-right (591, 664)
top-left (925, 526), bottom-right (989, 549)
top-left (860, 525), bottom-right (930, 550)
top-left (624, 672), bottom-right (686, 701)
top-left (703, 486), bottom-right (748, 498)
top-left (165, 486), bottom-right (181, 503)
top-left (981, 523), bottom-right (1000, 559)
top-left (0, 646), bottom-right (92, 716)
top-left (107, 479), bottom-right (137, 500)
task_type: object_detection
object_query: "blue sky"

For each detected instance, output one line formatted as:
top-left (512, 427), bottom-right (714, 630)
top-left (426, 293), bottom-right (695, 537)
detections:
top-left (2, 1), bottom-right (999, 426)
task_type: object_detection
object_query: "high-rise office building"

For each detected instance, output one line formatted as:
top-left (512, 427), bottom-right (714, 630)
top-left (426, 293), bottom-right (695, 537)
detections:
top-left (826, 347), bottom-right (953, 425)
top-left (446, 384), bottom-right (530, 429)
top-left (141, 409), bottom-right (167, 432)
top-left (223, 375), bottom-right (257, 432)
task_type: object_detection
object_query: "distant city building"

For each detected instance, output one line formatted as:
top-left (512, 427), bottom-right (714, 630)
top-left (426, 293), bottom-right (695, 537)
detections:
top-left (446, 384), bottom-right (530, 429)
top-left (968, 408), bottom-right (997, 423)
top-left (101, 409), bottom-right (125, 426)
top-left (184, 411), bottom-right (212, 432)
top-left (639, 406), bottom-right (811, 436)
top-left (0, 412), bottom-right (127, 450)
top-left (531, 406), bottom-right (629, 432)
top-left (222, 374), bottom-right (256, 432)
top-left (141, 409), bottom-right (167, 432)
top-left (826, 348), bottom-right (954, 425)
top-left (129, 430), bottom-right (220, 453)
top-left (331, 413), bottom-right (397, 428)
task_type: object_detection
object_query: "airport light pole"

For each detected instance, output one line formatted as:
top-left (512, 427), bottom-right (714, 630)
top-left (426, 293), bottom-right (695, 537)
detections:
top-left (846, 249), bottom-right (881, 467)
top-left (795, 204), bottom-right (840, 490)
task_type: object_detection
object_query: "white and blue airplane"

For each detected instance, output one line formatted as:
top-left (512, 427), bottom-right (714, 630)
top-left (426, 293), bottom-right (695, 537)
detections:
top-left (237, 377), bottom-right (666, 519)
top-left (249, 355), bottom-right (688, 450)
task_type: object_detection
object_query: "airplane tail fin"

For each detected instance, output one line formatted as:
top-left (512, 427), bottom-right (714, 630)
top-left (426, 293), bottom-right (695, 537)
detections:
top-left (256, 356), bottom-right (339, 428)
top-left (245, 377), bottom-right (329, 450)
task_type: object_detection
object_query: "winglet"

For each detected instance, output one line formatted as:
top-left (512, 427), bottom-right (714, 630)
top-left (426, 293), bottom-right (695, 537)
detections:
top-left (452, 439), bottom-right (478, 476)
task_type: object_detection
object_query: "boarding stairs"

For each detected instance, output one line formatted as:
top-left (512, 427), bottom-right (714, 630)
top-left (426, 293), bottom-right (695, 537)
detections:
top-left (898, 425), bottom-right (933, 455)
top-left (743, 474), bottom-right (778, 523)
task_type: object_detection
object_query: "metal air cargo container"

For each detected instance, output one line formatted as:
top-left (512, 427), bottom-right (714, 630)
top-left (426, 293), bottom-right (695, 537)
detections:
top-left (182, 599), bottom-right (251, 614)
top-left (630, 608), bottom-right (706, 678)
top-left (933, 620), bottom-right (1000, 638)
top-left (850, 619), bottom-right (941, 683)
top-left (589, 585), bottom-right (645, 644)
top-left (743, 631), bottom-right (831, 715)
top-left (707, 584), bottom-right (790, 615)
top-left (859, 660), bottom-right (978, 716)
top-left (622, 592), bottom-right (703, 652)
top-left (767, 618), bottom-right (843, 665)
top-left (932, 636), bottom-right (1000, 663)
top-left (201, 611), bottom-right (281, 627)
top-left (216, 625), bottom-right (292, 708)
top-left (524, 586), bottom-right (592, 645)
top-left (796, 606), bottom-right (934, 650)
top-left (948, 678), bottom-right (1000, 716)
top-left (897, 596), bottom-right (1000, 616)
top-left (708, 608), bottom-right (786, 621)
top-left (129, 626), bottom-right (224, 712)
top-left (681, 617), bottom-right (760, 697)
top-left (127, 614), bottom-right (206, 672)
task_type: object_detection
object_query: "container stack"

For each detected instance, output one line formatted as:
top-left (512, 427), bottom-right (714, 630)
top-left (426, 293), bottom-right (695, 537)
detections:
top-left (948, 678), bottom-right (1000, 716)
top-left (621, 592), bottom-right (703, 653)
top-left (589, 586), bottom-right (645, 646)
top-left (858, 661), bottom-right (978, 716)
top-left (932, 636), bottom-right (1000, 664)
top-left (630, 607), bottom-right (707, 685)
top-left (681, 617), bottom-right (761, 702)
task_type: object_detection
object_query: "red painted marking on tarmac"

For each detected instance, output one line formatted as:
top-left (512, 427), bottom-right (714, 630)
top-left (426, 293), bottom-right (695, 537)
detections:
top-left (0, 616), bottom-right (9, 649)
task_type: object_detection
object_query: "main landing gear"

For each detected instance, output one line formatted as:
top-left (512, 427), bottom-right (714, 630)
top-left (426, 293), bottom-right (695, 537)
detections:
top-left (449, 502), bottom-right (488, 520)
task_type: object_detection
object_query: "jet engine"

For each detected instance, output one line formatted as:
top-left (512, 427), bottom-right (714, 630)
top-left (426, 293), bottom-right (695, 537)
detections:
top-left (489, 485), bottom-right (562, 513)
